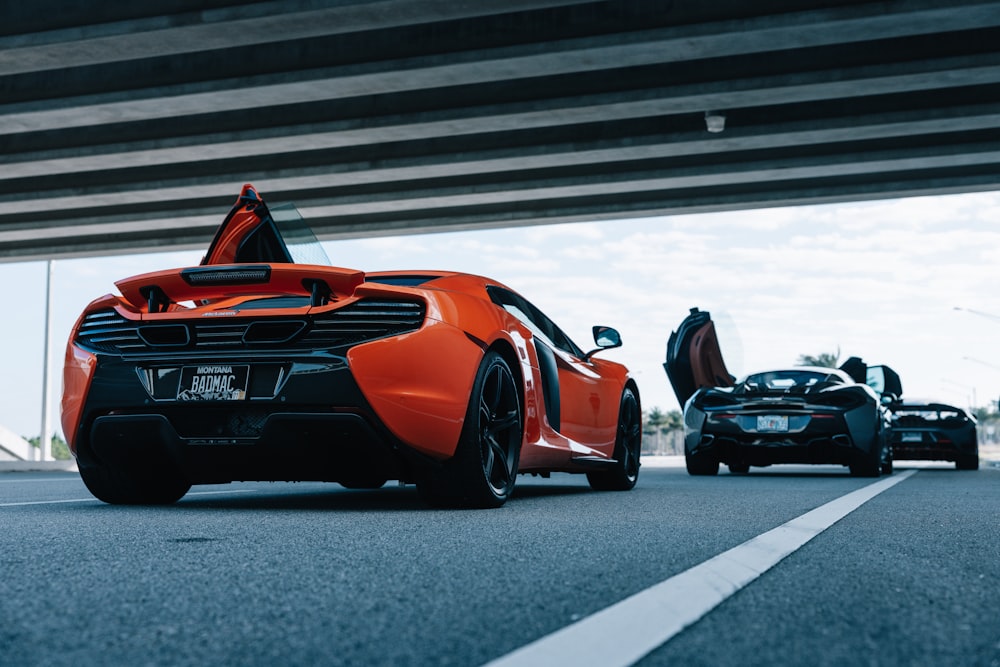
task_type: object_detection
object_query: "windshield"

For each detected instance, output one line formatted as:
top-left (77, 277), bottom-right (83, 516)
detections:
top-left (743, 369), bottom-right (840, 391)
top-left (892, 405), bottom-right (967, 422)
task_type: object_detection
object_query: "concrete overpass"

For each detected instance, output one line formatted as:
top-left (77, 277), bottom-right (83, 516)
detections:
top-left (2, 0), bottom-right (1000, 262)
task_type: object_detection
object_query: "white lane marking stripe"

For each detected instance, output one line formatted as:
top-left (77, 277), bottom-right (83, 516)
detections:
top-left (0, 489), bottom-right (252, 508)
top-left (485, 469), bottom-right (917, 667)
top-left (0, 477), bottom-right (81, 484)
top-left (0, 498), bottom-right (96, 507)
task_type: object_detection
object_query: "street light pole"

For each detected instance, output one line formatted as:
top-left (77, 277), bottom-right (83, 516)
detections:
top-left (942, 378), bottom-right (976, 410)
top-left (963, 356), bottom-right (1000, 371)
top-left (39, 259), bottom-right (54, 462)
top-left (953, 306), bottom-right (1000, 322)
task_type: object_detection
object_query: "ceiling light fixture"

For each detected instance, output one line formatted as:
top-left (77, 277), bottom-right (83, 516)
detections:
top-left (704, 110), bottom-right (726, 133)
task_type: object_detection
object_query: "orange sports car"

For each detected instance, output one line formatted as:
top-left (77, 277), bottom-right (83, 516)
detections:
top-left (62, 185), bottom-right (641, 508)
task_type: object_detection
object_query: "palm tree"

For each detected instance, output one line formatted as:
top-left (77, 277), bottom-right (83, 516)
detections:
top-left (796, 348), bottom-right (840, 368)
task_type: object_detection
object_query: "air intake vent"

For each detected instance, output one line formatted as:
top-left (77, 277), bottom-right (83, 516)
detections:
top-left (76, 310), bottom-right (144, 353)
top-left (74, 299), bottom-right (424, 355)
top-left (243, 320), bottom-right (307, 344)
top-left (138, 324), bottom-right (190, 347)
top-left (302, 299), bottom-right (425, 348)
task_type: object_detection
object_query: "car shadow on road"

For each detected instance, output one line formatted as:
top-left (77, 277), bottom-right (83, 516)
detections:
top-left (175, 485), bottom-right (432, 512)
top-left (164, 478), bottom-right (597, 512)
top-left (510, 483), bottom-right (593, 499)
top-left (167, 480), bottom-right (589, 512)
top-left (729, 471), bottom-right (857, 478)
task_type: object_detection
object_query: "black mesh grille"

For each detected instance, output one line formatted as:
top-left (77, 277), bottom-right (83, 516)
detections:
top-left (77, 310), bottom-right (145, 353)
top-left (299, 300), bottom-right (426, 348)
top-left (75, 299), bottom-right (425, 355)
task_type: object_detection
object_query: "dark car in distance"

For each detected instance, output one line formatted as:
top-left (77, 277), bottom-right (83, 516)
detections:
top-left (665, 307), bottom-right (898, 477)
top-left (889, 400), bottom-right (979, 470)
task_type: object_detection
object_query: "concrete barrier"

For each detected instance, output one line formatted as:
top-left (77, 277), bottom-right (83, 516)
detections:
top-left (0, 423), bottom-right (32, 461)
top-left (0, 460), bottom-right (78, 473)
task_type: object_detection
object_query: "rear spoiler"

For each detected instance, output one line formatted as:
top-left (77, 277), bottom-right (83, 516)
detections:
top-left (115, 264), bottom-right (365, 313)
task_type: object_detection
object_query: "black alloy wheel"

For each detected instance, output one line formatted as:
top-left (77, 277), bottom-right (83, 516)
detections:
top-left (477, 356), bottom-right (522, 498)
top-left (419, 351), bottom-right (522, 508)
top-left (588, 386), bottom-right (642, 491)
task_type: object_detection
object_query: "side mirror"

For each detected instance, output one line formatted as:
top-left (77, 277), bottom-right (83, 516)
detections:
top-left (583, 326), bottom-right (621, 360)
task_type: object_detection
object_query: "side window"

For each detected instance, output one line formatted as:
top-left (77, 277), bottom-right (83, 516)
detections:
top-left (486, 286), bottom-right (583, 358)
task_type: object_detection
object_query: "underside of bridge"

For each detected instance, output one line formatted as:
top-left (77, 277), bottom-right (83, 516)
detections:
top-left (2, 0), bottom-right (1000, 261)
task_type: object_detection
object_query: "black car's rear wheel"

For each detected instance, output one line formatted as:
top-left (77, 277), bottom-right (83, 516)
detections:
top-left (956, 453), bottom-right (980, 470)
top-left (686, 451), bottom-right (719, 476)
top-left (79, 460), bottom-right (190, 505)
top-left (849, 442), bottom-right (884, 478)
top-left (418, 351), bottom-right (522, 508)
top-left (587, 386), bottom-right (641, 491)
top-left (727, 462), bottom-right (750, 474)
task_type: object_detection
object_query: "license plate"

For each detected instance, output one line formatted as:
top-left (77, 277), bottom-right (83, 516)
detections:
top-left (178, 365), bottom-right (249, 401)
top-left (757, 415), bottom-right (788, 432)
top-left (901, 432), bottom-right (923, 442)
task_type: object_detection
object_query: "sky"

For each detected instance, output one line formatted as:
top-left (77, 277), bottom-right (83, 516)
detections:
top-left (2, 190), bottom-right (1000, 441)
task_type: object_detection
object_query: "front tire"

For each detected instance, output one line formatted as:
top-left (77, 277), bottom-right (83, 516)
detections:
top-left (418, 351), bottom-right (522, 508)
top-left (587, 386), bottom-right (641, 491)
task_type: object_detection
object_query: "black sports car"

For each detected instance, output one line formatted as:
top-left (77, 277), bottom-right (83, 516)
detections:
top-left (889, 400), bottom-right (979, 470)
top-left (665, 307), bottom-right (898, 477)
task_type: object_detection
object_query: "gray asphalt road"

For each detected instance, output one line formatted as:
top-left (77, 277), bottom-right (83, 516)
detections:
top-left (1, 462), bottom-right (997, 667)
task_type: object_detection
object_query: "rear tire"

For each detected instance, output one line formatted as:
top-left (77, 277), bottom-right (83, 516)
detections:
top-left (587, 386), bottom-right (641, 491)
top-left (417, 351), bottom-right (522, 508)
top-left (727, 462), bottom-right (750, 474)
top-left (956, 454), bottom-right (980, 470)
top-left (686, 451), bottom-right (719, 476)
top-left (79, 461), bottom-right (190, 505)
top-left (849, 443), bottom-right (883, 478)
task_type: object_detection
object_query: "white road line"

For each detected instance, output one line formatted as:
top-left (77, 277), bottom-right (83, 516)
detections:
top-left (0, 489), bottom-right (252, 508)
top-left (484, 469), bottom-right (918, 667)
top-left (0, 498), bottom-right (97, 507)
top-left (0, 477), bottom-right (82, 484)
